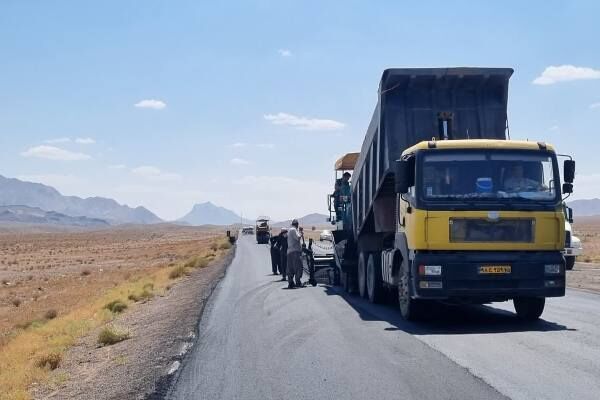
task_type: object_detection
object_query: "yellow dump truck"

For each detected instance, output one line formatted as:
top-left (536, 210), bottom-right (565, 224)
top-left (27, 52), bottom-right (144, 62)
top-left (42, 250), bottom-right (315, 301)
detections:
top-left (329, 68), bottom-right (576, 321)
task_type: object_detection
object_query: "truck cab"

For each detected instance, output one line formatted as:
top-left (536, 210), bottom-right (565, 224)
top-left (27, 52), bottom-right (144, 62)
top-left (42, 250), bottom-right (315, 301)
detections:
top-left (394, 139), bottom-right (575, 319)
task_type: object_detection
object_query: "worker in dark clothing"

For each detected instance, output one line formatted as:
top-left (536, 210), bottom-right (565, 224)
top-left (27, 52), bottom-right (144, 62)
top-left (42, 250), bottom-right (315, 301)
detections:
top-left (334, 172), bottom-right (352, 223)
top-left (278, 229), bottom-right (288, 281)
top-left (269, 235), bottom-right (280, 275)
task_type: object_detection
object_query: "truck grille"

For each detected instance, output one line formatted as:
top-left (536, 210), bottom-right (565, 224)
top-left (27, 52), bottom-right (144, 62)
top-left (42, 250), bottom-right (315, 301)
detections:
top-left (449, 218), bottom-right (534, 243)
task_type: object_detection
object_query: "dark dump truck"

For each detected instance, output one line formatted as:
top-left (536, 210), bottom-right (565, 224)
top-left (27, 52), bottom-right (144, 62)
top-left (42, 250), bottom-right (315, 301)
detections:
top-left (329, 67), bottom-right (576, 320)
top-left (255, 216), bottom-right (270, 244)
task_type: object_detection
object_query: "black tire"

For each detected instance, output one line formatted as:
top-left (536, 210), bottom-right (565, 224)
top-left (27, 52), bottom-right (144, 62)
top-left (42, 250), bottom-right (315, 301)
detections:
top-left (565, 257), bottom-right (575, 271)
top-left (332, 267), bottom-right (341, 286)
top-left (358, 252), bottom-right (368, 298)
top-left (367, 253), bottom-right (384, 304)
top-left (398, 260), bottom-right (426, 320)
top-left (513, 297), bottom-right (545, 321)
top-left (341, 271), bottom-right (350, 293)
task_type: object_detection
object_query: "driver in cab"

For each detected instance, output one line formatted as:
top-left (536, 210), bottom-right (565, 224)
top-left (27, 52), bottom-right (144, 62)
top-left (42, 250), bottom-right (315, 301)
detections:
top-left (503, 164), bottom-right (543, 192)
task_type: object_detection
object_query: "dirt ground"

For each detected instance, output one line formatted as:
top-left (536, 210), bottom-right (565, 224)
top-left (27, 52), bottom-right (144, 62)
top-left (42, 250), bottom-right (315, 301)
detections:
top-left (573, 215), bottom-right (600, 263)
top-left (0, 225), bottom-right (222, 344)
top-left (31, 247), bottom-right (233, 400)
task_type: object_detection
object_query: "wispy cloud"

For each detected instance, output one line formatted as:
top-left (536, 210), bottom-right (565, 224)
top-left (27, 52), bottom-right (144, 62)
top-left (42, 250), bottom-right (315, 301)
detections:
top-left (75, 137), bottom-right (95, 144)
top-left (533, 65), bottom-right (600, 85)
top-left (264, 112), bottom-right (345, 131)
top-left (108, 164), bottom-right (126, 169)
top-left (230, 158), bottom-right (250, 165)
top-left (131, 165), bottom-right (182, 182)
top-left (20, 145), bottom-right (92, 161)
top-left (256, 143), bottom-right (275, 149)
top-left (278, 49), bottom-right (292, 57)
top-left (590, 102), bottom-right (600, 109)
top-left (134, 99), bottom-right (167, 110)
top-left (549, 125), bottom-right (560, 132)
top-left (232, 142), bottom-right (246, 147)
top-left (45, 137), bottom-right (71, 144)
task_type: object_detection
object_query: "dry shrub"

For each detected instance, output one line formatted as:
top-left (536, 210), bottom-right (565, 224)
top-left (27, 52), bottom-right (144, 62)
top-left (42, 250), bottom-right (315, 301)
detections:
top-left (128, 289), bottom-right (153, 302)
top-left (218, 241), bottom-right (232, 250)
top-left (36, 352), bottom-right (62, 370)
top-left (169, 265), bottom-right (189, 279)
top-left (210, 242), bottom-right (218, 251)
top-left (81, 269), bottom-right (91, 276)
top-left (184, 256), bottom-right (209, 269)
top-left (45, 309), bottom-right (58, 320)
top-left (11, 298), bottom-right (21, 307)
top-left (98, 326), bottom-right (130, 346)
top-left (104, 300), bottom-right (128, 313)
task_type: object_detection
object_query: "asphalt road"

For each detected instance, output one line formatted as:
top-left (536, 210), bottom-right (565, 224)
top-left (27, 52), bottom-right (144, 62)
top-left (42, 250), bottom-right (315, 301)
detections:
top-left (168, 236), bottom-right (600, 400)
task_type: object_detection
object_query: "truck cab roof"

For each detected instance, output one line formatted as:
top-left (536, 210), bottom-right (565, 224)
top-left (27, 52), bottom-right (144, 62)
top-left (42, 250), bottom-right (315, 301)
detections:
top-left (335, 152), bottom-right (360, 171)
top-left (402, 139), bottom-right (556, 156)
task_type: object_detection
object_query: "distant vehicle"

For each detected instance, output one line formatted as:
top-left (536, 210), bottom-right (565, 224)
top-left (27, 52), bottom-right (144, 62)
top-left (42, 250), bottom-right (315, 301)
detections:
top-left (563, 205), bottom-right (583, 270)
top-left (242, 226), bottom-right (254, 235)
top-left (255, 216), bottom-right (270, 244)
top-left (320, 230), bottom-right (333, 242)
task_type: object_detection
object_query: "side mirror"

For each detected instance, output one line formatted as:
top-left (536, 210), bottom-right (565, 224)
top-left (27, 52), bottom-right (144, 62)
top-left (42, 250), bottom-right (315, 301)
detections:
top-left (564, 160), bottom-right (575, 183)
top-left (563, 183), bottom-right (573, 194)
top-left (394, 158), bottom-right (415, 194)
top-left (567, 206), bottom-right (574, 224)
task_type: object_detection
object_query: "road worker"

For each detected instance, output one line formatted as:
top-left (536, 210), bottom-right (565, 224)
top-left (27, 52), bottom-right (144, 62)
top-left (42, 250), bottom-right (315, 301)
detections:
top-left (269, 234), bottom-right (280, 275)
top-left (287, 219), bottom-right (304, 289)
top-left (277, 229), bottom-right (288, 280)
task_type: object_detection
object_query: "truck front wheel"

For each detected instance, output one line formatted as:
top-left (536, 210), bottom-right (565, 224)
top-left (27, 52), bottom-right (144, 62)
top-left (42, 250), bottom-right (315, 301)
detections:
top-left (513, 297), bottom-right (545, 320)
top-left (565, 256), bottom-right (575, 271)
top-left (398, 261), bottom-right (426, 320)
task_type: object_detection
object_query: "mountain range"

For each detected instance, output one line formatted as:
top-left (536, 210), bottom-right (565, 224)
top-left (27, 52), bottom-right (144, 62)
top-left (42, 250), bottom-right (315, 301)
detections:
top-left (177, 202), bottom-right (253, 226)
top-left (568, 198), bottom-right (600, 217)
top-left (0, 205), bottom-right (110, 227)
top-left (0, 175), bottom-right (162, 224)
top-left (273, 213), bottom-right (330, 227)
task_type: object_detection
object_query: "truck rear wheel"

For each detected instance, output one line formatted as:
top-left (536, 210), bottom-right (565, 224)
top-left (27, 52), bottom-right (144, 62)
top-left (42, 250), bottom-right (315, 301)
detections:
top-left (358, 252), bottom-right (368, 298)
top-left (367, 253), bottom-right (384, 304)
top-left (341, 271), bottom-right (350, 293)
top-left (398, 260), bottom-right (425, 320)
top-left (565, 257), bottom-right (575, 271)
top-left (513, 297), bottom-right (545, 320)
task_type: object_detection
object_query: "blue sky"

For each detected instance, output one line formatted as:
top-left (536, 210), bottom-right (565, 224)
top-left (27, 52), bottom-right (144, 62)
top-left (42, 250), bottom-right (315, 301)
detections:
top-left (1, 0), bottom-right (600, 221)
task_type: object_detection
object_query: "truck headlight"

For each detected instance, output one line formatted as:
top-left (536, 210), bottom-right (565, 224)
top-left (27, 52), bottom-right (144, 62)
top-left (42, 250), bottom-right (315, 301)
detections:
top-left (544, 264), bottom-right (561, 274)
top-left (572, 237), bottom-right (583, 250)
top-left (418, 265), bottom-right (442, 276)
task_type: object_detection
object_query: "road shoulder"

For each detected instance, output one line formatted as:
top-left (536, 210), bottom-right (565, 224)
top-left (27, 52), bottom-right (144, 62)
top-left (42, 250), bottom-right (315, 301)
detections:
top-left (32, 247), bottom-right (235, 400)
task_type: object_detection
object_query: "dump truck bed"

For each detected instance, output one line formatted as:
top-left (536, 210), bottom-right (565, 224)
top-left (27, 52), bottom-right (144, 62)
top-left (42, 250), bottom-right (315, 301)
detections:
top-left (351, 67), bottom-right (513, 236)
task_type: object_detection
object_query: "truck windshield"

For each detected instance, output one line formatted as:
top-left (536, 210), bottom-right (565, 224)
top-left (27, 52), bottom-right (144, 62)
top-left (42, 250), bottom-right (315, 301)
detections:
top-left (420, 150), bottom-right (558, 203)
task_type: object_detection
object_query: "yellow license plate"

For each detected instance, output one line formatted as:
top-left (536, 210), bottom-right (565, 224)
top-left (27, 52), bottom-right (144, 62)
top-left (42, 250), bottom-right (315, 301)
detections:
top-left (479, 265), bottom-right (512, 274)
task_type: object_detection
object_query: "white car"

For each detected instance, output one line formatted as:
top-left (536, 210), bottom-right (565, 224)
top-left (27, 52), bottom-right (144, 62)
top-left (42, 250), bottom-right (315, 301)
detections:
top-left (319, 230), bottom-right (333, 242)
top-left (564, 235), bottom-right (583, 271)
